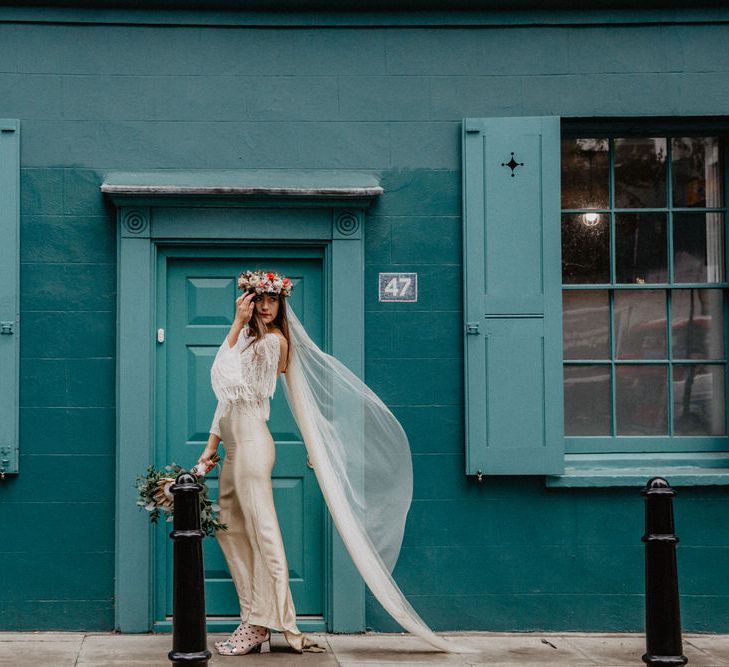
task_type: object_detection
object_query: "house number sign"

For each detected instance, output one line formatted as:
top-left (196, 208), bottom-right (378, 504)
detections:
top-left (379, 272), bottom-right (417, 302)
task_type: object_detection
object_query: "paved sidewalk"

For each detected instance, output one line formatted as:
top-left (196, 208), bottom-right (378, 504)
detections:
top-left (1, 631), bottom-right (729, 666)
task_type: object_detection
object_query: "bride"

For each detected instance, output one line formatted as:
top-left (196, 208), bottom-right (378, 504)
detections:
top-left (197, 269), bottom-right (466, 656)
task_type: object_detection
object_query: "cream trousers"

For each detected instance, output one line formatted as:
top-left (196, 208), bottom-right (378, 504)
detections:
top-left (215, 401), bottom-right (323, 653)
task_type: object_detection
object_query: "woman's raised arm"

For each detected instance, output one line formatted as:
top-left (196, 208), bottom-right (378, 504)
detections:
top-left (227, 292), bottom-right (256, 348)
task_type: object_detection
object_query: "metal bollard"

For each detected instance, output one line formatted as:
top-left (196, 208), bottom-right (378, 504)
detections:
top-left (168, 472), bottom-right (211, 667)
top-left (641, 477), bottom-right (688, 666)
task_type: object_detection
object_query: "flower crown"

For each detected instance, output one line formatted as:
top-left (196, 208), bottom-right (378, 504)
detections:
top-left (237, 269), bottom-right (293, 297)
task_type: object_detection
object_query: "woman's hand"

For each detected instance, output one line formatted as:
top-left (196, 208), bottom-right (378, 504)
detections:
top-left (197, 440), bottom-right (219, 471)
top-left (226, 291), bottom-right (255, 348)
top-left (234, 291), bottom-right (256, 326)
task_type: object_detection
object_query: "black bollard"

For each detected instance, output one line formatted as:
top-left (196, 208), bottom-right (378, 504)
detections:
top-left (641, 477), bottom-right (688, 666)
top-left (168, 472), bottom-right (211, 666)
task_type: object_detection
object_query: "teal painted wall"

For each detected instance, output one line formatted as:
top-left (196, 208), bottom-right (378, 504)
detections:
top-left (2, 12), bottom-right (729, 631)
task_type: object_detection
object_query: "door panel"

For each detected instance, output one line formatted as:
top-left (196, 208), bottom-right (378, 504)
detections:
top-left (161, 256), bottom-right (325, 618)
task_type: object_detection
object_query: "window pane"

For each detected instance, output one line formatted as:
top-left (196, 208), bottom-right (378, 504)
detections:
top-left (561, 138), bottom-right (609, 209)
top-left (615, 290), bottom-right (666, 359)
top-left (564, 365), bottom-right (612, 435)
top-left (673, 212), bottom-right (725, 283)
top-left (672, 137), bottom-right (723, 208)
top-left (615, 213), bottom-right (668, 283)
top-left (672, 289), bottom-right (724, 360)
top-left (673, 365), bottom-right (726, 436)
top-left (616, 365), bottom-right (668, 435)
top-left (614, 137), bottom-right (667, 208)
top-left (561, 213), bottom-right (610, 284)
top-left (563, 291), bottom-right (610, 360)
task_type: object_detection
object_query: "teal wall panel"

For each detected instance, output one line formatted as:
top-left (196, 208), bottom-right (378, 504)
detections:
top-left (2, 9), bottom-right (729, 632)
top-left (21, 311), bottom-right (114, 358)
top-left (20, 168), bottom-right (63, 213)
top-left (0, 601), bottom-right (113, 631)
top-left (20, 408), bottom-right (115, 456)
top-left (365, 310), bottom-right (463, 360)
top-left (21, 215), bottom-right (115, 263)
top-left (21, 262), bottom-right (115, 311)
top-left (0, 502), bottom-right (113, 552)
top-left (1, 455), bottom-right (113, 503)
top-left (390, 406), bottom-right (464, 454)
top-left (365, 358), bottom-right (461, 406)
top-left (0, 552), bottom-right (113, 600)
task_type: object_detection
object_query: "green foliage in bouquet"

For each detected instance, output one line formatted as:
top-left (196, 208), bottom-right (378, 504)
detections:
top-left (135, 462), bottom-right (227, 537)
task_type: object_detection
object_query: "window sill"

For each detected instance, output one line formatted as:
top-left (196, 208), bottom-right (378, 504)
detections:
top-left (545, 452), bottom-right (729, 488)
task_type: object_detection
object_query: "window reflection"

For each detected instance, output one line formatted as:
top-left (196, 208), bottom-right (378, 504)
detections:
top-left (561, 213), bottom-right (610, 284)
top-left (564, 365), bottom-right (611, 435)
top-left (672, 137), bottom-right (722, 209)
top-left (673, 212), bottom-right (725, 283)
top-left (615, 213), bottom-right (667, 283)
top-left (614, 290), bottom-right (666, 360)
top-left (616, 365), bottom-right (668, 435)
top-left (615, 137), bottom-right (667, 209)
top-left (672, 289), bottom-right (724, 360)
top-left (673, 365), bottom-right (725, 436)
top-left (563, 291), bottom-right (610, 360)
top-left (561, 138), bottom-right (609, 209)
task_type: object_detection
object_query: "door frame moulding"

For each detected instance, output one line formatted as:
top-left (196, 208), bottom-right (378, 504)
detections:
top-left (103, 171), bottom-right (380, 633)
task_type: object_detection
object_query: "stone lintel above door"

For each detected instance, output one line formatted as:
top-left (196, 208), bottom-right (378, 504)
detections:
top-left (101, 170), bottom-right (383, 209)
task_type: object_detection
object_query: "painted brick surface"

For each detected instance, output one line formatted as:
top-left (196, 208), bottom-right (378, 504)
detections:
top-left (2, 12), bottom-right (729, 631)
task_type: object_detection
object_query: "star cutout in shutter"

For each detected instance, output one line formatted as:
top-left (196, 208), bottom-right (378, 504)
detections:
top-left (501, 152), bottom-right (524, 177)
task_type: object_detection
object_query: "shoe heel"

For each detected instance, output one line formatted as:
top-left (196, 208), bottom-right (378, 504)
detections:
top-left (260, 638), bottom-right (271, 653)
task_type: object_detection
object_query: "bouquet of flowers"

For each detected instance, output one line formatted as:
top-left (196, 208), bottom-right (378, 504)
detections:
top-left (135, 460), bottom-right (227, 537)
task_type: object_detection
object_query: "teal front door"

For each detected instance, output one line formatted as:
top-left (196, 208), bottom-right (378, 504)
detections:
top-left (157, 253), bottom-right (325, 625)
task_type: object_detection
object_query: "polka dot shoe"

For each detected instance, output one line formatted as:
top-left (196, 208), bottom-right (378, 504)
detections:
top-left (215, 621), bottom-right (270, 656)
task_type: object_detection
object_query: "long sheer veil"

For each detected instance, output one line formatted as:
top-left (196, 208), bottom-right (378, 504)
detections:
top-left (280, 303), bottom-right (468, 653)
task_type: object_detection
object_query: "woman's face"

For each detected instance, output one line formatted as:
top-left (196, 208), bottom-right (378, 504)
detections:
top-left (253, 291), bottom-right (280, 327)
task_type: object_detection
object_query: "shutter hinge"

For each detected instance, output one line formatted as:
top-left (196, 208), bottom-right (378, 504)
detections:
top-left (0, 322), bottom-right (14, 335)
top-left (465, 322), bottom-right (480, 335)
top-left (0, 446), bottom-right (10, 480)
top-left (157, 328), bottom-right (165, 343)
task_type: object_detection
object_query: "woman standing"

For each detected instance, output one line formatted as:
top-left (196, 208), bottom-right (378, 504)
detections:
top-left (197, 271), bottom-right (322, 655)
top-left (198, 269), bottom-right (466, 656)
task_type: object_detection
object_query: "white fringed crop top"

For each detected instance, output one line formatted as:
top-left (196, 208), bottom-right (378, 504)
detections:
top-left (209, 325), bottom-right (282, 437)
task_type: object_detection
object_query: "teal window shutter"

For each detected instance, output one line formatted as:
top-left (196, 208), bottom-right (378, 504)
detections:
top-left (0, 120), bottom-right (19, 476)
top-left (462, 116), bottom-right (564, 475)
